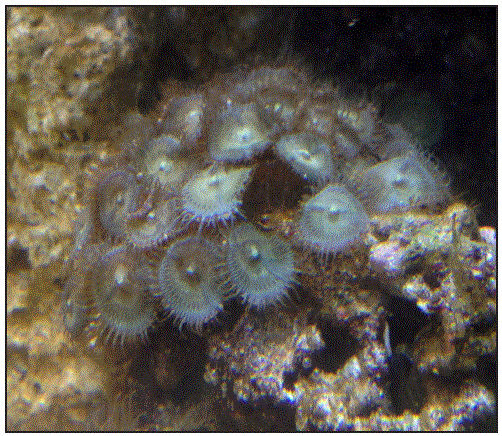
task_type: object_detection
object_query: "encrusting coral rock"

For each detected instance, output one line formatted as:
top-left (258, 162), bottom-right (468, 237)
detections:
top-left (296, 373), bottom-right (495, 430)
top-left (7, 7), bottom-right (144, 152)
top-left (205, 309), bottom-right (325, 407)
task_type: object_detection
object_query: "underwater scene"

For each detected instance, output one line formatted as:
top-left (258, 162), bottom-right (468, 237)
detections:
top-left (7, 7), bottom-right (496, 431)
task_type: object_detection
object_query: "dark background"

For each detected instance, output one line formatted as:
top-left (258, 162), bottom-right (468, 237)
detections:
top-left (289, 7), bottom-right (496, 228)
top-left (141, 6), bottom-right (497, 227)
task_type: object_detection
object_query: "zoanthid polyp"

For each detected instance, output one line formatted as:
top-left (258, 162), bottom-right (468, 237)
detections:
top-left (354, 153), bottom-right (450, 213)
top-left (125, 186), bottom-right (181, 248)
top-left (180, 164), bottom-right (253, 229)
top-left (62, 243), bottom-right (104, 338)
top-left (91, 245), bottom-right (159, 346)
top-left (235, 65), bottom-right (311, 126)
top-left (164, 92), bottom-right (206, 147)
top-left (208, 102), bottom-right (272, 162)
top-left (226, 223), bottom-right (295, 309)
top-left (139, 133), bottom-right (185, 189)
top-left (336, 102), bottom-right (377, 144)
top-left (158, 236), bottom-right (228, 329)
top-left (97, 170), bottom-right (139, 242)
top-left (295, 184), bottom-right (369, 258)
top-left (275, 132), bottom-right (336, 186)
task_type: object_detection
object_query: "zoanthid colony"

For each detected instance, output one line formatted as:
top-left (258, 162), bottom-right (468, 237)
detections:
top-left (65, 63), bottom-right (451, 341)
